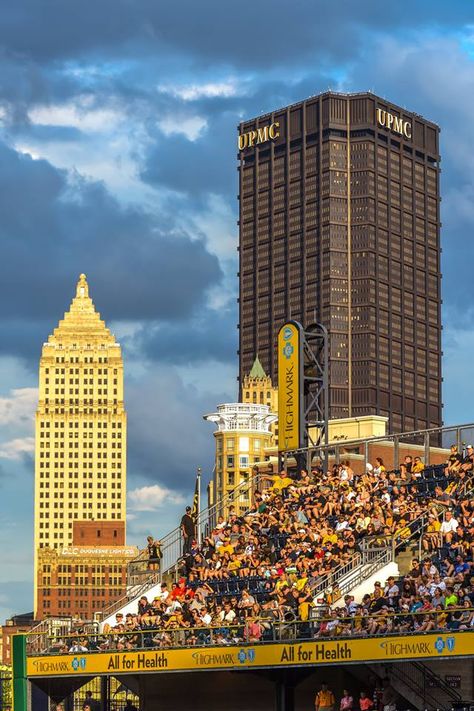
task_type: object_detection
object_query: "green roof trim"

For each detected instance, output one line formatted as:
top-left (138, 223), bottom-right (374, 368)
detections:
top-left (249, 355), bottom-right (267, 379)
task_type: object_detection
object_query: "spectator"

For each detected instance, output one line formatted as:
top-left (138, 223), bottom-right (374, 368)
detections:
top-left (82, 691), bottom-right (100, 711)
top-left (461, 445), bottom-right (474, 473)
top-left (315, 682), bottom-right (335, 711)
top-left (146, 536), bottom-right (162, 571)
top-left (181, 506), bottom-right (196, 556)
top-left (340, 689), bottom-right (354, 711)
top-left (359, 691), bottom-right (374, 711)
top-left (446, 445), bottom-right (463, 475)
top-left (440, 510), bottom-right (459, 543)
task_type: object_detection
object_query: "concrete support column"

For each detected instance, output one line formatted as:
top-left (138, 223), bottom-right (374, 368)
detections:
top-left (275, 673), bottom-right (294, 711)
top-left (100, 676), bottom-right (109, 711)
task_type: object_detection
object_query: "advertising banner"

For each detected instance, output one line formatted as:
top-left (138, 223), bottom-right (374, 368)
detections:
top-left (278, 321), bottom-right (303, 451)
top-left (26, 632), bottom-right (474, 678)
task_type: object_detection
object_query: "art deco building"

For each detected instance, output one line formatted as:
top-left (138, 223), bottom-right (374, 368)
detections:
top-left (238, 92), bottom-right (442, 433)
top-left (34, 274), bottom-right (130, 618)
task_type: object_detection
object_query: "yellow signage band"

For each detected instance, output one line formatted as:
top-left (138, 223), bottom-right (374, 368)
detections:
top-left (26, 632), bottom-right (473, 678)
top-left (278, 321), bottom-right (302, 451)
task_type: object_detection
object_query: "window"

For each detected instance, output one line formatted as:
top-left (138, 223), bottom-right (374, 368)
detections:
top-left (239, 436), bottom-right (249, 453)
top-left (227, 455), bottom-right (234, 468)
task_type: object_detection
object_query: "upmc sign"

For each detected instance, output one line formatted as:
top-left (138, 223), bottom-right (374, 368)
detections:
top-left (277, 321), bottom-right (304, 452)
top-left (238, 122), bottom-right (280, 150)
top-left (377, 108), bottom-right (412, 139)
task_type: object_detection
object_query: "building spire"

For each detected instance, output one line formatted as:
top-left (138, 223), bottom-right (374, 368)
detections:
top-left (249, 355), bottom-right (267, 379)
top-left (76, 273), bottom-right (89, 298)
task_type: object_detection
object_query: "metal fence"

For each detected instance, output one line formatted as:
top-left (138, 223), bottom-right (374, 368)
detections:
top-left (27, 608), bottom-right (474, 657)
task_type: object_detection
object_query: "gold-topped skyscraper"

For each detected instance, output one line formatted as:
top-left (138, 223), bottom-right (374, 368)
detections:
top-left (34, 274), bottom-right (127, 616)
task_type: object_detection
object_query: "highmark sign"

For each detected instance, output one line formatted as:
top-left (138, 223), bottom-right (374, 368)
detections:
top-left (377, 108), bottom-right (412, 139)
top-left (238, 122), bottom-right (280, 150)
top-left (25, 633), bottom-right (474, 678)
top-left (278, 321), bottom-right (303, 452)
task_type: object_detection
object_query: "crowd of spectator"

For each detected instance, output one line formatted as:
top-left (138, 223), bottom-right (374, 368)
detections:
top-left (47, 446), bottom-right (474, 653)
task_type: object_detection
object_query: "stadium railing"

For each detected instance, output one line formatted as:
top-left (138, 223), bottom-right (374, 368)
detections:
top-left (26, 608), bottom-right (474, 657)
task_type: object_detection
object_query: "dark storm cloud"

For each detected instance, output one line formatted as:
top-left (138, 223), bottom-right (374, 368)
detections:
top-left (0, 140), bottom-right (222, 343)
top-left (126, 368), bottom-right (232, 488)
top-left (0, 320), bottom-right (51, 362)
top-left (1, 0), bottom-right (473, 69)
top-left (141, 113), bottom-right (236, 198)
top-left (128, 307), bottom-right (237, 365)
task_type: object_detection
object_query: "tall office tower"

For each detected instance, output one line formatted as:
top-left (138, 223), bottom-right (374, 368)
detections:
top-left (238, 92), bottom-right (442, 433)
top-left (34, 274), bottom-right (127, 617)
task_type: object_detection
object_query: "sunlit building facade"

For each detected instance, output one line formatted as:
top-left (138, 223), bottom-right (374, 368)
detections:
top-left (34, 274), bottom-right (127, 617)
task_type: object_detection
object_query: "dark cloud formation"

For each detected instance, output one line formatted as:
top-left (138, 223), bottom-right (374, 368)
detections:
top-left (127, 307), bottom-right (237, 365)
top-left (0, 140), bottom-right (222, 332)
top-left (126, 368), bottom-right (233, 489)
top-left (142, 113), bottom-right (236, 199)
top-left (1, 0), bottom-right (473, 69)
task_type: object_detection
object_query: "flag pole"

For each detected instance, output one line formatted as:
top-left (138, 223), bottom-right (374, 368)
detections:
top-left (197, 466), bottom-right (202, 546)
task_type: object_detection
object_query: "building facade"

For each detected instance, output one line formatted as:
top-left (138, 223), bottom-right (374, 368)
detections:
top-left (238, 92), bottom-right (442, 433)
top-left (204, 403), bottom-right (277, 514)
top-left (34, 274), bottom-right (127, 617)
top-left (36, 522), bottom-right (137, 620)
top-left (1, 614), bottom-right (34, 665)
top-left (241, 356), bottom-right (278, 443)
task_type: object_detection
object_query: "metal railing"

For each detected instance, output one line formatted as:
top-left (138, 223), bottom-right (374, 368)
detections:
top-left (93, 573), bottom-right (162, 623)
top-left (94, 465), bottom-right (474, 624)
top-left (388, 660), bottom-right (463, 707)
top-left (94, 421), bottom-right (474, 625)
top-left (288, 421), bottom-right (474, 473)
top-left (27, 617), bottom-right (98, 655)
top-left (94, 472), bottom-right (270, 622)
top-left (27, 608), bottom-right (474, 657)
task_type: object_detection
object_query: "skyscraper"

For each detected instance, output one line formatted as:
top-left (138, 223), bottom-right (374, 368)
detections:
top-left (34, 274), bottom-right (128, 616)
top-left (238, 92), bottom-right (442, 433)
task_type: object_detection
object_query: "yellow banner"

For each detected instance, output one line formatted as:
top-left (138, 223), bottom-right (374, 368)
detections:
top-left (26, 632), bottom-right (474, 678)
top-left (278, 322), bottom-right (301, 451)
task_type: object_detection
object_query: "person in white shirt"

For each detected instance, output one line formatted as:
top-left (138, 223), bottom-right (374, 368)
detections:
top-left (165, 599), bottom-right (182, 615)
top-left (440, 510), bottom-right (458, 543)
top-left (156, 584), bottom-right (169, 602)
top-left (384, 576), bottom-right (400, 603)
top-left (200, 607), bottom-right (212, 625)
top-left (219, 602), bottom-right (236, 623)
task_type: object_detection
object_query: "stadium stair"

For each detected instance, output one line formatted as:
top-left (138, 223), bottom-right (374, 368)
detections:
top-left (371, 661), bottom-right (462, 711)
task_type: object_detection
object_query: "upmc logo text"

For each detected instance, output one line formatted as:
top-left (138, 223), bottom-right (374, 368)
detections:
top-left (377, 108), bottom-right (412, 139)
top-left (238, 122), bottom-right (280, 150)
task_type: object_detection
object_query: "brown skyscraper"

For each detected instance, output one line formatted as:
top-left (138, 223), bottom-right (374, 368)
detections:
top-left (238, 92), bottom-right (442, 433)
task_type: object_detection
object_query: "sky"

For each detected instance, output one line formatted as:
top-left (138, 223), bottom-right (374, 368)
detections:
top-left (1, 0), bottom-right (474, 622)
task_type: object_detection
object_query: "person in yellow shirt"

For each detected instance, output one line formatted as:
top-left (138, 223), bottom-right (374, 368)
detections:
top-left (315, 682), bottom-right (335, 711)
top-left (422, 514), bottom-right (441, 552)
top-left (412, 456), bottom-right (425, 475)
top-left (265, 470), bottom-right (294, 494)
top-left (218, 538), bottom-right (234, 556)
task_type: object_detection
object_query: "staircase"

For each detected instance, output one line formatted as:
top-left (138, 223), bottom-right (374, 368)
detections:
top-left (97, 475), bottom-right (474, 626)
top-left (372, 660), bottom-right (462, 711)
top-left (93, 472), bottom-right (263, 623)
